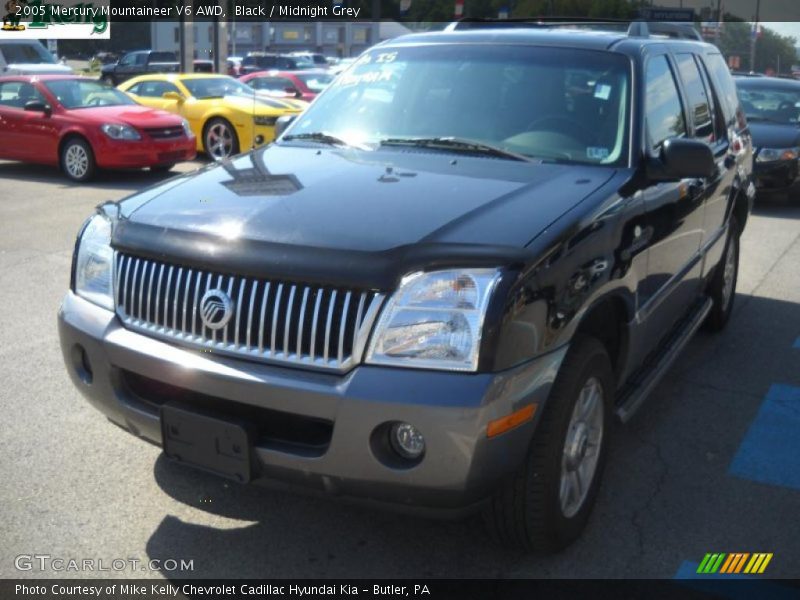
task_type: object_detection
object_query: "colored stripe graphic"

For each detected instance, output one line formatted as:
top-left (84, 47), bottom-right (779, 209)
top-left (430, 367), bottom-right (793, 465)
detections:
top-left (697, 553), bottom-right (727, 574)
top-left (744, 553), bottom-right (774, 574)
top-left (729, 384), bottom-right (800, 491)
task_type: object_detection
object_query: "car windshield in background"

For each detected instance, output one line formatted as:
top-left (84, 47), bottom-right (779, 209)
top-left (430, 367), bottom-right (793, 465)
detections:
top-left (0, 42), bottom-right (56, 64)
top-left (182, 77), bottom-right (254, 99)
top-left (736, 81), bottom-right (800, 125)
top-left (285, 45), bottom-right (631, 166)
top-left (296, 72), bottom-right (334, 92)
top-left (44, 80), bottom-right (136, 109)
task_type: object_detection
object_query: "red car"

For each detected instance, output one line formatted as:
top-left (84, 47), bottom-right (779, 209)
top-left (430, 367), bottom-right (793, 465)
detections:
top-left (239, 69), bottom-right (334, 103)
top-left (0, 75), bottom-right (196, 181)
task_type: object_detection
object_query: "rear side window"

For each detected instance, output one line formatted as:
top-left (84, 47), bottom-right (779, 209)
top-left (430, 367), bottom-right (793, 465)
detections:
top-left (0, 81), bottom-right (46, 108)
top-left (701, 53), bottom-right (741, 128)
top-left (645, 55), bottom-right (686, 153)
top-left (675, 53), bottom-right (714, 141)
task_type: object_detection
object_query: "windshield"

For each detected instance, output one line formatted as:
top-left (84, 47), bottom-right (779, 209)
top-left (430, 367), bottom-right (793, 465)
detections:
top-left (44, 79), bottom-right (136, 109)
top-left (296, 72), bottom-right (334, 92)
top-left (182, 77), bottom-right (254, 99)
top-left (0, 42), bottom-right (55, 64)
top-left (284, 45), bottom-right (631, 165)
top-left (736, 83), bottom-right (800, 125)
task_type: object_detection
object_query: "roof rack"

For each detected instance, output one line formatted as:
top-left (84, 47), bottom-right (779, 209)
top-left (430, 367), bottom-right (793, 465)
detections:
top-left (445, 18), bottom-right (703, 41)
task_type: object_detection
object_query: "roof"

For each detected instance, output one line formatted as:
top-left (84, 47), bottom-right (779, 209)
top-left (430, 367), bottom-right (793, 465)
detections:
top-left (0, 74), bottom-right (87, 82)
top-left (735, 76), bottom-right (800, 89)
top-left (383, 23), bottom-right (709, 52)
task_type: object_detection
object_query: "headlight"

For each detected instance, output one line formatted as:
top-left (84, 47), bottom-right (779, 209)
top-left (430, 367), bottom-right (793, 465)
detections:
top-left (181, 118), bottom-right (194, 138)
top-left (365, 269), bottom-right (502, 372)
top-left (756, 147), bottom-right (799, 162)
top-left (254, 115), bottom-right (277, 126)
top-left (74, 214), bottom-right (114, 311)
top-left (100, 123), bottom-right (141, 140)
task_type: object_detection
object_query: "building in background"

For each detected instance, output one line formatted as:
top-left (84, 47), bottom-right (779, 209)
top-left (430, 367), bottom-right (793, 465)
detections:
top-left (150, 21), bottom-right (380, 60)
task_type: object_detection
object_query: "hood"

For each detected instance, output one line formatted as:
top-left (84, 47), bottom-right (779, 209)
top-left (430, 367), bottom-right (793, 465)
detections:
top-left (65, 105), bottom-right (183, 128)
top-left (4, 63), bottom-right (72, 75)
top-left (112, 145), bottom-right (615, 288)
top-left (748, 122), bottom-right (800, 150)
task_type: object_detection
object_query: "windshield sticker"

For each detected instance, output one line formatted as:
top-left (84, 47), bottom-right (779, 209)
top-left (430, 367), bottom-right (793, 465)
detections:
top-left (336, 69), bottom-right (394, 87)
top-left (594, 84), bottom-right (612, 100)
top-left (587, 147), bottom-right (610, 160)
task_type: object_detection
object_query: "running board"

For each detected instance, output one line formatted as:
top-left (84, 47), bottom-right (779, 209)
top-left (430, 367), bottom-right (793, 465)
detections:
top-left (615, 297), bottom-right (713, 423)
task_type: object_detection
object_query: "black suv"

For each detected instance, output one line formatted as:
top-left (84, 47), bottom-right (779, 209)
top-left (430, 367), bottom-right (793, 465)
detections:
top-left (59, 22), bottom-right (753, 552)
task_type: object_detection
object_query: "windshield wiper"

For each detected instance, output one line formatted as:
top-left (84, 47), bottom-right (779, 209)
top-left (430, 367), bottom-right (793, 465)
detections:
top-left (379, 137), bottom-right (534, 162)
top-left (282, 131), bottom-right (359, 148)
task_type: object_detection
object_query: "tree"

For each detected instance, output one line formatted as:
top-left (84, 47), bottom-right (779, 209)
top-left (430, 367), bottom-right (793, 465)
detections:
top-left (716, 19), bottom-right (797, 73)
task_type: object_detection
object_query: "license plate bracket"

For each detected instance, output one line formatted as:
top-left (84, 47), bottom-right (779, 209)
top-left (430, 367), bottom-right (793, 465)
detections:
top-left (161, 403), bottom-right (253, 483)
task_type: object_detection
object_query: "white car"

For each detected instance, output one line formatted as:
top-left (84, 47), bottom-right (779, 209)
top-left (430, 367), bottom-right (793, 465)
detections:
top-left (0, 40), bottom-right (73, 75)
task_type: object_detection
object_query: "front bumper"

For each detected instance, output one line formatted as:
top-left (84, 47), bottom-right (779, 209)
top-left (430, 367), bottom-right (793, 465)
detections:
top-left (58, 292), bottom-right (565, 514)
top-left (753, 158), bottom-right (800, 191)
top-left (94, 136), bottom-right (197, 169)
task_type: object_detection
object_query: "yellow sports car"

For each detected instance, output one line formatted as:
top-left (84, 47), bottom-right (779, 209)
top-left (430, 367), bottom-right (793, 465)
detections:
top-left (118, 74), bottom-right (306, 160)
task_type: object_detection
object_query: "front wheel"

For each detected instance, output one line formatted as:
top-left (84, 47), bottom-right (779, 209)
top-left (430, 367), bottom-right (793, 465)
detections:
top-left (203, 118), bottom-right (239, 160)
top-left (483, 336), bottom-right (613, 553)
top-left (704, 216), bottom-right (739, 332)
top-left (60, 137), bottom-right (96, 182)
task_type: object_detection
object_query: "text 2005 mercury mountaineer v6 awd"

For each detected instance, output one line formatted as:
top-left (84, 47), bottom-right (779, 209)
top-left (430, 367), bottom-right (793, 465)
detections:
top-left (58, 26), bottom-right (752, 552)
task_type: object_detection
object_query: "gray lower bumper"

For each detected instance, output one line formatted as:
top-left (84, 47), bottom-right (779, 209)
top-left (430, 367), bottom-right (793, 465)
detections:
top-left (58, 292), bottom-right (566, 514)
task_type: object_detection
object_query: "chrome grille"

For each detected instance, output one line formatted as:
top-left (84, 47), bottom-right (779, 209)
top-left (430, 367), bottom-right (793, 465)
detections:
top-left (114, 253), bottom-right (384, 371)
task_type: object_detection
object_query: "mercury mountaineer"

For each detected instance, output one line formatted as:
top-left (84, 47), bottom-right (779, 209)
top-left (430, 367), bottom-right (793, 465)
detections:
top-left (59, 21), bottom-right (753, 551)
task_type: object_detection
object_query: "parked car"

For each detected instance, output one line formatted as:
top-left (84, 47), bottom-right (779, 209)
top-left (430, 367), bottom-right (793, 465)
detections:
top-left (239, 52), bottom-right (315, 75)
top-left (735, 76), bottom-right (800, 196)
top-left (118, 73), bottom-right (305, 160)
top-left (193, 59), bottom-right (215, 73)
top-left (0, 75), bottom-right (195, 181)
top-left (240, 69), bottom-right (334, 102)
top-left (0, 40), bottom-right (73, 75)
top-left (100, 50), bottom-right (179, 86)
top-left (227, 56), bottom-right (243, 77)
top-left (59, 22), bottom-right (753, 552)
top-left (287, 51), bottom-right (329, 68)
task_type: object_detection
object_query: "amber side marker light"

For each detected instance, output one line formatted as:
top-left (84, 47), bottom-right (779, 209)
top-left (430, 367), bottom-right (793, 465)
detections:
top-left (487, 404), bottom-right (537, 438)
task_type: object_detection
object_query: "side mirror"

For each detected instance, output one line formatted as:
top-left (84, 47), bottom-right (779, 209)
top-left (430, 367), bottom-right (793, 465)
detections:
top-left (162, 91), bottom-right (184, 102)
top-left (649, 138), bottom-right (716, 181)
top-left (24, 100), bottom-right (51, 117)
top-left (284, 87), bottom-right (301, 98)
top-left (274, 114), bottom-right (297, 139)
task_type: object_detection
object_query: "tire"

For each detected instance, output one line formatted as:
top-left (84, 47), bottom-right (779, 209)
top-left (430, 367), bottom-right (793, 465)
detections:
top-left (150, 163), bottom-right (176, 173)
top-left (60, 137), bottom-right (96, 182)
top-left (483, 335), bottom-right (613, 553)
top-left (101, 75), bottom-right (115, 86)
top-left (704, 216), bottom-right (739, 332)
top-left (203, 117), bottom-right (239, 160)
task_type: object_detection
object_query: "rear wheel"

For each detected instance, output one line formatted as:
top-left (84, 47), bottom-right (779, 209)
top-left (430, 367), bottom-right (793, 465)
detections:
top-left (60, 137), bottom-right (96, 182)
top-left (203, 118), bottom-right (239, 160)
top-left (483, 336), bottom-right (613, 552)
top-left (704, 216), bottom-right (739, 332)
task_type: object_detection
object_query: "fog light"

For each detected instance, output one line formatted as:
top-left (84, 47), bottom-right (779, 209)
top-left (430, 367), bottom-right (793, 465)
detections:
top-left (390, 422), bottom-right (425, 459)
top-left (254, 135), bottom-right (265, 145)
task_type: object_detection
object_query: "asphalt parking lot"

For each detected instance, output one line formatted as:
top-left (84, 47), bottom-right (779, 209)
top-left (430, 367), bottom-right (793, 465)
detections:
top-left (0, 158), bottom-right (798, 580)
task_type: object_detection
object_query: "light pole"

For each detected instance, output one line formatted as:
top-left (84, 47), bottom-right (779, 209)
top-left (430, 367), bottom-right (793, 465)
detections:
top-left (749, 0), bottom-right (761, 72)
